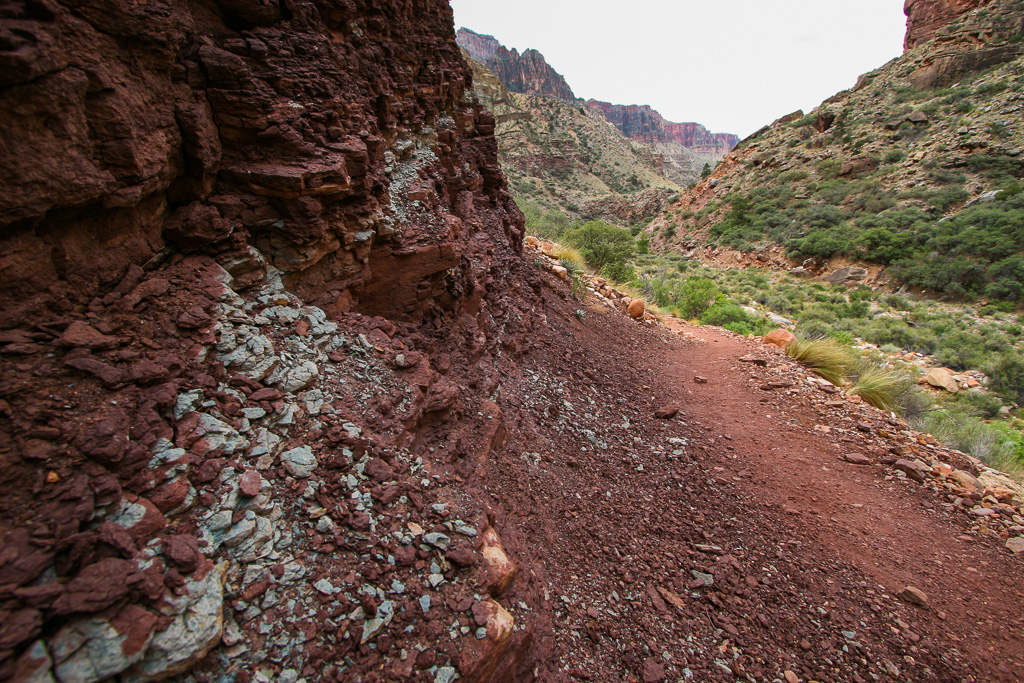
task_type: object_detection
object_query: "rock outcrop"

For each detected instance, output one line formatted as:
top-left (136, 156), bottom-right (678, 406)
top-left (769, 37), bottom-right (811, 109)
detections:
top-left (586, 101), bottom-right (740, 156)
top-left (0, 1), bottom-right (546, 681)
top-left (904, 0), bottom-right (1024, 86)
top-left (456, 28), bottom-right (575, 101)
top-left (904, 0), bottom-right (991, 49)
top-left (1, 0), bottom-right (523, 328)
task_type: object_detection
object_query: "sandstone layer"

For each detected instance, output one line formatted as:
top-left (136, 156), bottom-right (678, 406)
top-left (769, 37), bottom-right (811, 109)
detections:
top-left (586, 101), bottom-right (740, 157)
top-left (456, 28), bottom-right (575, 102)
top-left (904, 0), bottom-right (993, 49)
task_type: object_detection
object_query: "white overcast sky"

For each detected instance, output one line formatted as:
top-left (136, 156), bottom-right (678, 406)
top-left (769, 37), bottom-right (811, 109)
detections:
top-left (449, 0), bottom-right (907, 138)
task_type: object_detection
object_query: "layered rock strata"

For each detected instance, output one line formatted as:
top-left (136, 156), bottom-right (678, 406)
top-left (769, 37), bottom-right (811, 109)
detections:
top-left (0, 1), bottom-right (547, 681)
top-left (456, 28), bottom-right (575, 101)
top-left (586, 101), bottom-right (740, 157)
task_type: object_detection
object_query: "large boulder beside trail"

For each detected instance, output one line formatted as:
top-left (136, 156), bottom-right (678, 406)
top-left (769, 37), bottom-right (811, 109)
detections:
top-left (925, 368), bottom-right (959, 393)
top-left (763, 329), bottom-right (797, 350)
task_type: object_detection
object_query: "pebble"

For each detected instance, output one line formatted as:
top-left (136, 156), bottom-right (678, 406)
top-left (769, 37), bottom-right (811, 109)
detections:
top-left (424, 532), bottom-right (451, 549)
top-left (280, 446), bottom-right (317, 478)
top-left (896, 586), bottom-right (928, 607)
top-left (435, 667), bottom-right (456, 683)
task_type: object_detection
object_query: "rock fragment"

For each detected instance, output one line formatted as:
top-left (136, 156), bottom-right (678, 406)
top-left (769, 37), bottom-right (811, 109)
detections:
top-left (896, 586), bottom-right (928, 607)
top-left (280, 446), bottom-right (317, 478)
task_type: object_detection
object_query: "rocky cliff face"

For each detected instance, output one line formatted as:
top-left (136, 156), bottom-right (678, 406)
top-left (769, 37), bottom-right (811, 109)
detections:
top-left (456, 28), bottom-right (575, 101)
top-left (586, 101), bottom-right (739, 156)
top-left (0, 2), bottom-right (548, 681)
top-left (456, 27), bottom-right (502, 63)
top-left (903, 0), bottom-right (1024, 86)
top-left (904, 0), bottom-right (991, 49)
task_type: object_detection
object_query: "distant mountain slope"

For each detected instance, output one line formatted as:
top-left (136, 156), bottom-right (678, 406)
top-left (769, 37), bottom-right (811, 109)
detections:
top-left (585, 100), bottom-right (739, 156)
top-left (456, 28), bottom-right (740, 221)
top-left (463, 55), bottom-right (681, 225)
top-left (586, 100), bottom-right (740, 185)
top-left (456, 28), bottom-right (575, 101)
top-left (649, 0), bottom-right (1024, 302)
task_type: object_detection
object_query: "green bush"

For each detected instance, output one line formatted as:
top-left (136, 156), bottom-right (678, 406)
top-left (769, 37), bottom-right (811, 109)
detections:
top-left (563, 220), bottom-right (636, 282)
top-left (678, 277), bottom-right (719, 319)
top-left (986, 351), bottom-right (1024, 404)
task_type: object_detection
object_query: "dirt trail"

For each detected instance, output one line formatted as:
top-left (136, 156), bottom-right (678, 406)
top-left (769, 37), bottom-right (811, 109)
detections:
top-left (666, 325), bottom-right (1024, 680)
top-left (485, 294), bottom-right (1024, 683)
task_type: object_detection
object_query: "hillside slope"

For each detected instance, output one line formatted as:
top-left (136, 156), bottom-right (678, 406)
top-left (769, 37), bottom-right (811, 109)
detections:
top-left (650, 0), bottom-right (1024, 301)
top-left (464, 55), bottom-right (683, 226)
top-left (456, 28), bottom-right (739, 224)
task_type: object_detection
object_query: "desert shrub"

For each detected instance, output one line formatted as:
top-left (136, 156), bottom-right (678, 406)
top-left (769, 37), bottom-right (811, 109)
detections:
top-left (986, 351), bottom-right (1024, 404)
top-left (927, 187), bottom-right (970, 211)
top-left (519, 200), bottom-right (574, 240)
top-left (915, 407), bottom-right (1017, 468)
top-left (786, 224), bottom-right (855, 259)
top-left (700, 300), bottom-right (755, 329)
top-left (778, 169), bottom-right (810, 183)
top-left (854, 227), bottom-right (915, 264)
top-left (563, 220), bottom-right (636, 281)
top-left (678, 277), bottom-right (719, 319)
top-left (956, 391), bottom-right (1004, 419)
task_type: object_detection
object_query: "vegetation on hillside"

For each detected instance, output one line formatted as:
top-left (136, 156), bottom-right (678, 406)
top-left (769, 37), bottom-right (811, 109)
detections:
top-left (524, 200), bottom-right (1024, 472)
top-left (653, 55), bottom-right (1024, 302)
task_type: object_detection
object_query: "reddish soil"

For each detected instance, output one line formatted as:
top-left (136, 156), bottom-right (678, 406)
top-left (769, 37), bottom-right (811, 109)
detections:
top-left (482, 280), bottom-right (1024, 683)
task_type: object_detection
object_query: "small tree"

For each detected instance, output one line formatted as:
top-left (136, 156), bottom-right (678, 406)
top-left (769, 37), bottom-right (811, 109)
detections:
top-left (701, 163), bottom-right (712, 179)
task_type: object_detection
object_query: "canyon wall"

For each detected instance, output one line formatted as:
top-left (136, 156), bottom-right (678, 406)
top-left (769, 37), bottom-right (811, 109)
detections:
top-left (586, 101), bottom-right (739, 157)
top-left (456, 29), bottom-right (575, 101)
top-left (0, 2), bottom-right (547, 681)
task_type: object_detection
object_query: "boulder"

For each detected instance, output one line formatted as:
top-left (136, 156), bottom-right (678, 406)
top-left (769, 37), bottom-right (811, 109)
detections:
top-left (896, 586), bottom-right (928, 607)
top-left (628, 299), bottom-right (645, 319)
top-left (925, 368), bottom-right (959, 393)
top-left (949, 470), bottom-right (983, 493)
top-left (824, 267), bottom-right (869, 286)
top-left (763, 328), bottom-right (796, 350)
top-left (479, 526), bottom-right (518, 596)
top-left (894, 458), bottom-right (932, 483)
top-left (457, 599), bottom-right (515, 683)
top-left (837, 157), bottom-right (879, 178)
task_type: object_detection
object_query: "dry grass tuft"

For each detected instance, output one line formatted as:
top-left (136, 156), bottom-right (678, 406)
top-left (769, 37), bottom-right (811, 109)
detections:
top-left (848, 364), bottom-right (907, 411)
top-left (785, 338), bottom-right (857, 386)
top-left (552, 244), bottom-right (585, 269)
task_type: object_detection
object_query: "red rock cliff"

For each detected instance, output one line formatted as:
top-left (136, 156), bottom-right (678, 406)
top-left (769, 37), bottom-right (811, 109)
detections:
top-left (456, 27), bottom-right (502, 63)
top-left (904, 0), bottom-right (991, 49)
top-left (456, 28), bottom-right (576, 101)
top-left (586, 100), bottom-right (739, 156)
top-left (0, 2), bottom-right (545, 681)
top-left (0, 0), bottom-right (523, 327)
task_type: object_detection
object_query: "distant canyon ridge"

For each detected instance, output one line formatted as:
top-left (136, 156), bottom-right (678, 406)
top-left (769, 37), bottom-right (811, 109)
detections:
top-left (455, 28), bottom-right (739, 220)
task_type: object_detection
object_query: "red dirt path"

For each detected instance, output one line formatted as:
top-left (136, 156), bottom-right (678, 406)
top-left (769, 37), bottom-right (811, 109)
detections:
top-left (483, 287), bottom-right (1024, 683)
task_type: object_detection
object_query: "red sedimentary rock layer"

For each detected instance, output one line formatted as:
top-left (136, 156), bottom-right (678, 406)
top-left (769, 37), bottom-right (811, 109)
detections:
top-left (585, 100), bottom-right (739, 155)
top-left (904, 0), bottom-right (992, 49)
